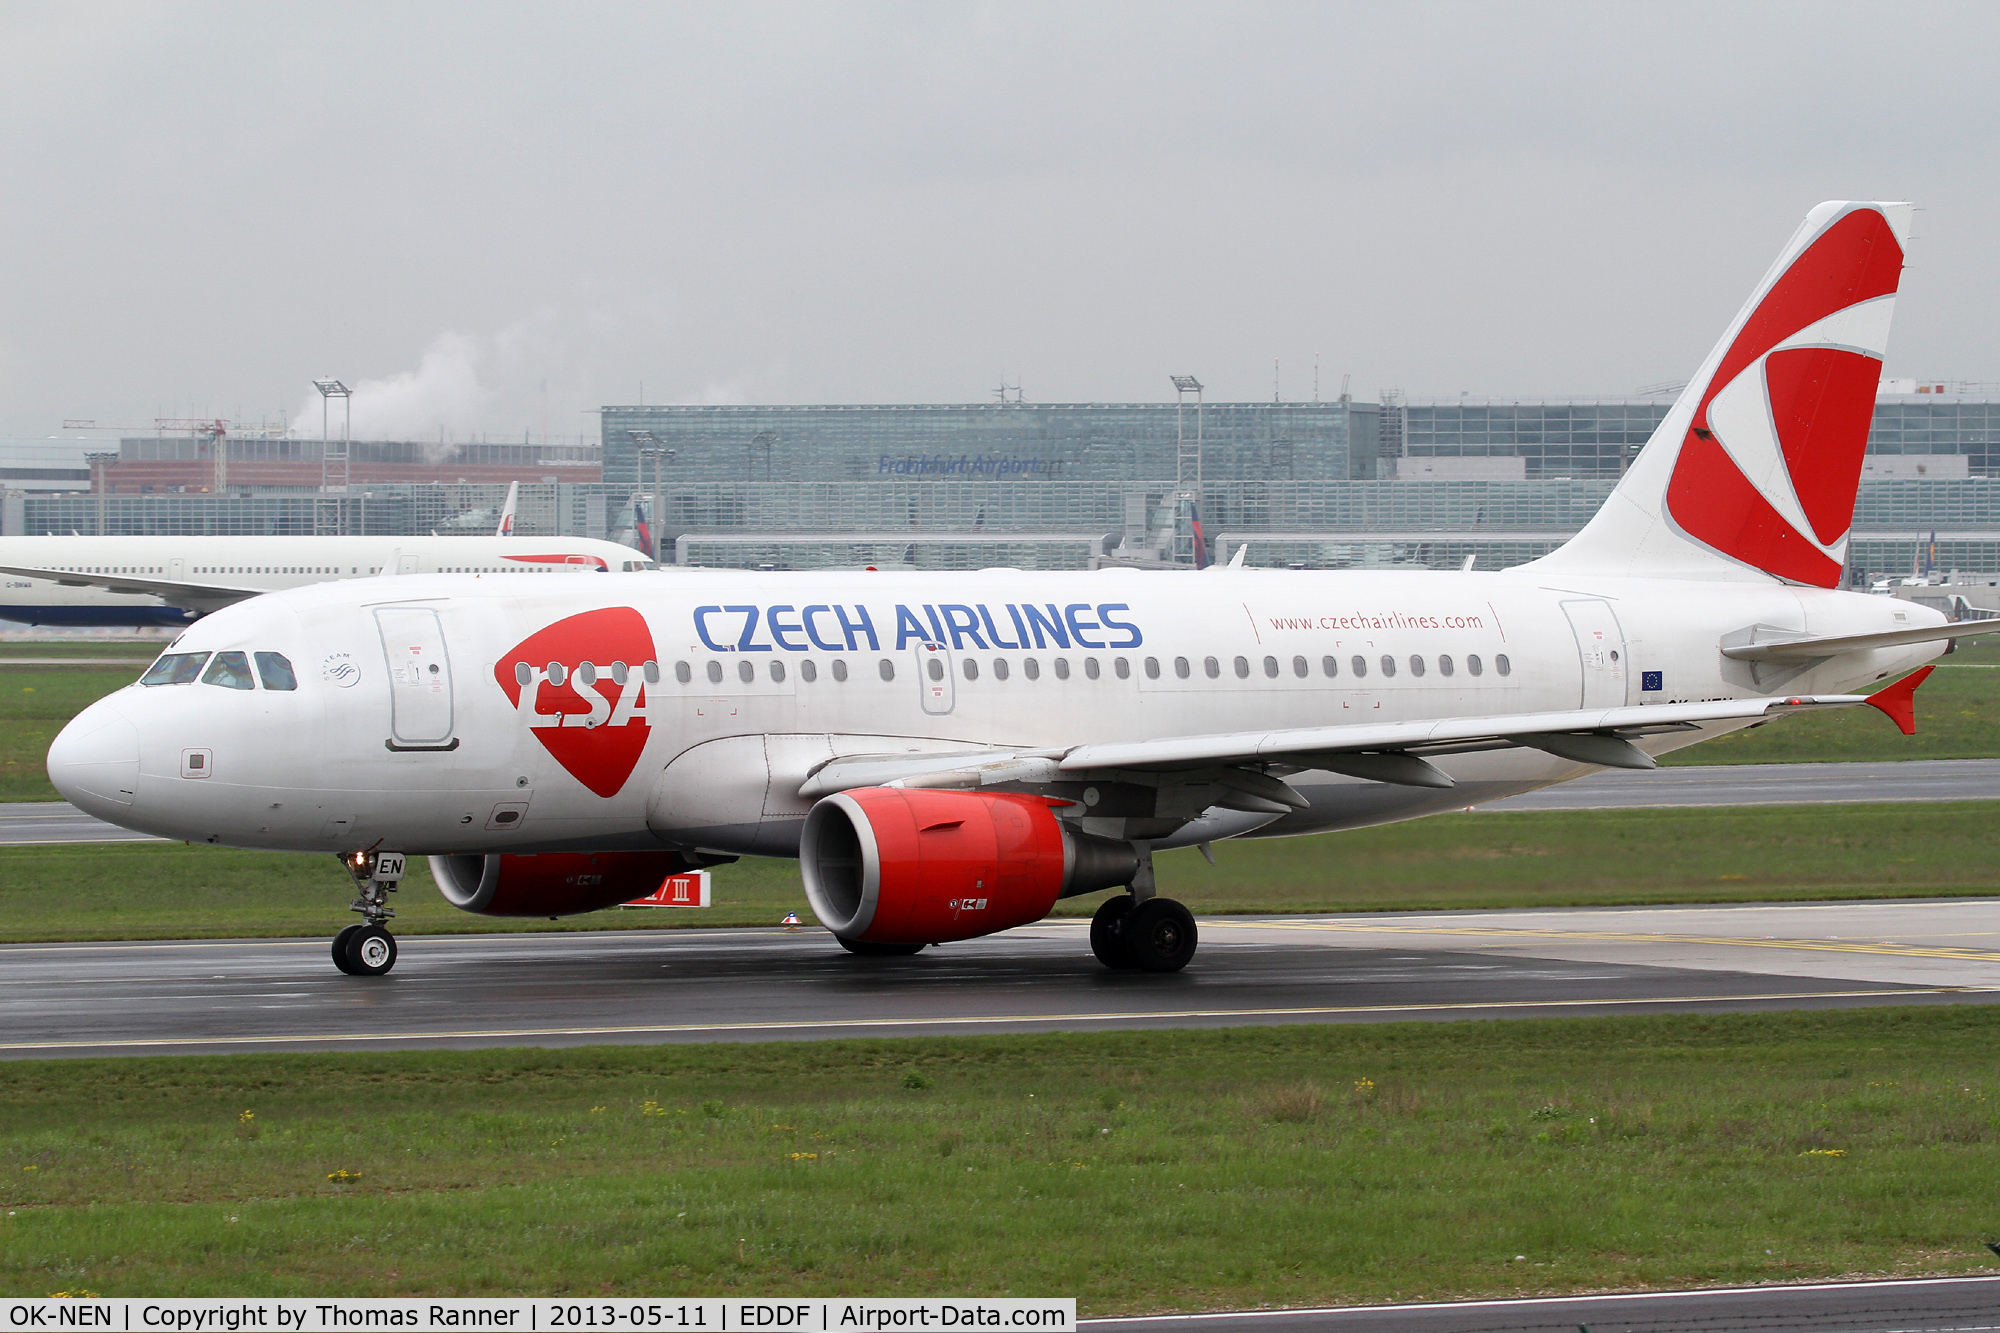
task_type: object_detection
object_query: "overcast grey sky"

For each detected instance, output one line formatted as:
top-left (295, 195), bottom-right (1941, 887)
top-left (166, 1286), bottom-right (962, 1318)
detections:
top-left (3, 1), bottom-right (1997, 441)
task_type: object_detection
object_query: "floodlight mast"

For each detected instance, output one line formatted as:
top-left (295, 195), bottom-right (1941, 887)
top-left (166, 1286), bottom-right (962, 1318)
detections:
top-left (629, 430), bottom-right (674, 563)
top-left (1171, 375), bottom-right (1204, 565)
top-left (314, 379), bottom-right (352, 492)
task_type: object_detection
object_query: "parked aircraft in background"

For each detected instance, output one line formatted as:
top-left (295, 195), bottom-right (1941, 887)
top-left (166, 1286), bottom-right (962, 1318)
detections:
top-left (0, 528), bottom-right (654, 626)
top-left (52, 201), bottom-right (1999, 981)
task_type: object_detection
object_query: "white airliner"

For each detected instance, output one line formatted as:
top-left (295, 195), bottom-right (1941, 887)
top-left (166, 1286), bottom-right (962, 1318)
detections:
top-left (49, 201), bottom-right (1998, 979)
top-left (0, 490), bottom-right (653, 630)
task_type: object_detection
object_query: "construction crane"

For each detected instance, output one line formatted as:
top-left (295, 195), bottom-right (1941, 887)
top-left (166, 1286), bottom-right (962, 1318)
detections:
top-left (60, 417), bottom-right (282, 494)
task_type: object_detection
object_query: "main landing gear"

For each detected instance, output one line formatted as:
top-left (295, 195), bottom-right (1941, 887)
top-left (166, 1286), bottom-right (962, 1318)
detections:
top-left (333, 851), bottom-right (406, 976)
top-left (1090, 842), bottom-right (1198, 973)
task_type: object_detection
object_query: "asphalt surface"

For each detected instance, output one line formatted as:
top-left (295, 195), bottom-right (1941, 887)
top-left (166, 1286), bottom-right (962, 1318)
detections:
top-left (1083, 1276), bottom-right (2000, 1332)
top-left (4, 897), bottom-right (1995, 1059)
top-left (7, 759), bottom-right (1999, 847)
top-left (1483, 757), bottom-right (2000, 811)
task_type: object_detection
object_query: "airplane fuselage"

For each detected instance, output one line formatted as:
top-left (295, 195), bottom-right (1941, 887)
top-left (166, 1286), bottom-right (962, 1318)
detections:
top-left (0, 534), bottom-right (657, 626)
top-left (50, 565), bottom-right (1942, 857)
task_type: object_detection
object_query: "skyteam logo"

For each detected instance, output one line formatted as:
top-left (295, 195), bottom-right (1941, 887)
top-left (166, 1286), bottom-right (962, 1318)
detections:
top-left (1664, 205), bottom-right (1904, 588)
top-left (496, 607), bottom-right (657, 798)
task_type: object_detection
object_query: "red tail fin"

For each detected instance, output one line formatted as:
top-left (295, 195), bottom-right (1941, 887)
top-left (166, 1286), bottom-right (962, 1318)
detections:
top-left (1533, 202), bottom-right (1912, 585)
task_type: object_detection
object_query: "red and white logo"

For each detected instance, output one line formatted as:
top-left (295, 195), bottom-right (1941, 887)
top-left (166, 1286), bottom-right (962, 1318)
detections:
top-left (495, 607), bottom-right (657, 797)
top-left (1664, 206), bottom-right (1904, 587)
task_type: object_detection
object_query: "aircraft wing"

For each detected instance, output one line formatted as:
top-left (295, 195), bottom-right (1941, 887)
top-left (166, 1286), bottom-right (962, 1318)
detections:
top-left (0, 565), bottom-right (265, 613)
top-left (799, 692), bottom-right (1874, 797)
top-left (1720, 618), bottom-right (2000, 661)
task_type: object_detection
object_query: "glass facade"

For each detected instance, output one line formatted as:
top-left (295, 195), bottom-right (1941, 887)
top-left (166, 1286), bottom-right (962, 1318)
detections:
top-left (10, 396), bottom-right (2000, 580)
top-left (601, 402), bottom-right (1378, 489)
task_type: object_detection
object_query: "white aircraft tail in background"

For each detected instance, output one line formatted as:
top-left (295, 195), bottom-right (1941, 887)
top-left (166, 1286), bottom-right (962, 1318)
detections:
top-left (495, 481), bottom-right (519, 538)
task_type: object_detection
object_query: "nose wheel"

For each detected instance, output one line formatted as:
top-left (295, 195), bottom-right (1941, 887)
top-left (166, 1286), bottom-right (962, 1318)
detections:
top-left (332, 923), bottom-right (399, 976)
top-left (333, 850), bottom-right (406, 976)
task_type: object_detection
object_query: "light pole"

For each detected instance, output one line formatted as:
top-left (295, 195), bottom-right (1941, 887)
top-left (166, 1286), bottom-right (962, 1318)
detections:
top-left (1170, 375), bottom-right (1205, 566)
top-left (314, 379), bottom-right (351, 492)
top-left (630, 433), bottom-right (674, 563)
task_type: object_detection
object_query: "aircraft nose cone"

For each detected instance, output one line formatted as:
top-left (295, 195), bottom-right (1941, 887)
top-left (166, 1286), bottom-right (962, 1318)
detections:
top-left (48, 704), bottom-right (140, 817)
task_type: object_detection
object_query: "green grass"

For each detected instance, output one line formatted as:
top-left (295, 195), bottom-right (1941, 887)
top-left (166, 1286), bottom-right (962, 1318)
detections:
top-left (6, 800), bottom-right (1997, 942)
top-left (3, 1008), bottom-right (1998, 1304)
top-left (0, 665), bottom-right (137, 801)
top-left (1661, 641), bottom-right (2000, 765)
top-left (0, 640), bottom-right (167, 659)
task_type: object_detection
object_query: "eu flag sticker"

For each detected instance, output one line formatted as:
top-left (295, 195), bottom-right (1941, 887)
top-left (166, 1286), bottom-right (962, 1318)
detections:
top-left (1641, 670), bottom-right (1663, 692)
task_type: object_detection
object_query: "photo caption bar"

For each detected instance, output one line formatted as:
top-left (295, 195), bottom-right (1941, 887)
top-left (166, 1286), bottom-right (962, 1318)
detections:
top-left (4, 1300), bottom-right (1075, 1333)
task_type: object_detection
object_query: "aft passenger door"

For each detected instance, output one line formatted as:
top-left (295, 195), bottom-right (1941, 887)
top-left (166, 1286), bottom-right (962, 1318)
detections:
top-left (1560, 598), bottom-right (1628, 708)
top-left (374, 605), bottom-right (457, 749)
top-left (914, 640), bottom-right (955, 715)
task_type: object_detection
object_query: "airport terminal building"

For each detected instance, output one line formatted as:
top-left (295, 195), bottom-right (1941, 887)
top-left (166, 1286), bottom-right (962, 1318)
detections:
top-left (5, 390), bottom-right (1999, 583)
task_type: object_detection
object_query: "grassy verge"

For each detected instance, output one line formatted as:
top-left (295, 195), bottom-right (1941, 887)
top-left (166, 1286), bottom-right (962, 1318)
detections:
top-left (6, 800), bottom-right (1998, 942)
top-left (4, 1009), bottom-right (1999, 1303)
top-left (0, 665), bottom-right (138, 801)
top-left (1661, 641), bottom-right (2000, 765)
top-left (0, 641), bottom-right (167, 659)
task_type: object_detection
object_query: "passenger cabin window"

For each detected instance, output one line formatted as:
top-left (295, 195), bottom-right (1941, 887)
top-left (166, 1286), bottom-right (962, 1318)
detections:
top-left (202, 651), bottom-right (256, 690)
top-left (1203, 656), bottom-right (1220, 679)
top-left (927, 657), bottom-right (946, 681)
top-left (1496, 653), bottom-right (1512, 676)
top-left (1467, 654), bottom-right (1484, 676)
top-left (675, 661), bottom-right (692, 684)
top-left (254, 651), bottom-right (297, 691)
top-left (878, 659), bottom-right (896, 681)
top-left (1350, 655), bottom-right (1367, 678)
top-left (1144, 657), bottom-right (1160, 679)
top-left (1438, 655), bottom-right (1455, 677)
top-left (801, 660), bottom-right (819, 683)
top-left (769, 661), bottom-right (786, 683)
top-left (706, 661), bottom-right (724, 684)
top-left (962, 659), bottom-right (979, 681)
top-left (1114, 657), bottom-right (1130, 679)
top-left (1265, 656), bottom-right (1280, 678)
top-left (1232, 656), bottom-right (1249, 679)
top-left (1292, 655), bottom-right (1308, 678)
top-left (1054, 658), bottom-right (1070, 680)
top-left (1322, 656), bottom-right (1338, 678)
top-left (1174, 656), bottom-right (1190, 679)
top-left (1410, 655), bottom-right (1426, 677)
top-left (141, 652), bottom-right (208, 686)
top-left (1084, 657), bottom-right (1100, 680)
top-left (1025, 658), bottom-right (1041, 680)
top-left (1380, 655), bottom-right (1397, 678)
top-left (831, 659), bottom-right (849, 682)
top-left (993, 658), bottom-right (1010, 681)
top-left (736, 660), bottom-right (755, 684)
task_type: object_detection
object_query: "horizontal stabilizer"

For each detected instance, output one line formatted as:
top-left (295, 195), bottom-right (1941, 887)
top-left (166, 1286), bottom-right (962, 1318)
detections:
top-left (1720, 619), bottom-right (2000, 661)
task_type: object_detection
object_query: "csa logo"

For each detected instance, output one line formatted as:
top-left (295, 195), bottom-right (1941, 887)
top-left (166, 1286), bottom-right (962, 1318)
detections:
top-left (496, 607), bottom-right (657, 798)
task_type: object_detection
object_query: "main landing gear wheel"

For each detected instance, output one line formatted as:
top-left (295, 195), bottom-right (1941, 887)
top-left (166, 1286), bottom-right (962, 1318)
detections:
top-left (335, 923), bottom-right (398, 976)
top-left (1122, 898), bottom-right (1198, 973)
top-left (836, 937), bottom-right (926, 957)
top-left (1090, 894), bottom-right (1139, 970)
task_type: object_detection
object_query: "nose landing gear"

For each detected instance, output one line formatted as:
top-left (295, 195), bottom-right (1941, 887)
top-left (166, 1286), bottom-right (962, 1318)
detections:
top-left (333, 851), bottom-right (405, 976)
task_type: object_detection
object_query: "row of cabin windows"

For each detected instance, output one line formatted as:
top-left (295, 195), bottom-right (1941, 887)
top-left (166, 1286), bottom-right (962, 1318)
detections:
top-left (520, 652), bottom-right (1513, 689)
top-left (140, 650), bottom-right (297, 691)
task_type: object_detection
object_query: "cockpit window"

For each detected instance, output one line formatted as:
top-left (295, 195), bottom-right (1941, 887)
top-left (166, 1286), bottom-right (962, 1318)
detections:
top-left (201, 651), bottom-right (256, 690)
top-left (255, 651), bottom-right (298, 691)
top-left (140, 652), bottom-right (209, 686)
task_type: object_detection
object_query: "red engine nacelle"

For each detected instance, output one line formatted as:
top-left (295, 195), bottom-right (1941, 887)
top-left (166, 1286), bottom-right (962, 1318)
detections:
top-left (429, 850), bottom-right (694, 917)
top-left (799, 787), bottom-right (1137, 945)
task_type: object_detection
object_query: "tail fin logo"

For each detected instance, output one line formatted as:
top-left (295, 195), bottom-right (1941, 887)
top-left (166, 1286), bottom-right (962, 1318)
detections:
top-left (1664, 206), bottom-right (1904, 587)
